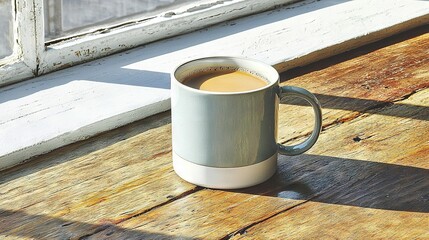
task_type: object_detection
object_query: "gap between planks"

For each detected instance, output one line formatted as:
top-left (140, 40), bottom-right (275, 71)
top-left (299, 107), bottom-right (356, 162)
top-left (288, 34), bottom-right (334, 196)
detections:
top-left (78, 186), bottom-right (203, 240)
top-left (219, 197), bottom-right (317, 240)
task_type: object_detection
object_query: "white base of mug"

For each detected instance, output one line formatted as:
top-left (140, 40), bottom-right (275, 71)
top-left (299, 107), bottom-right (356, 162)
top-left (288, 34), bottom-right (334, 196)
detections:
top-left (173, 152), bottom-right (277, 189)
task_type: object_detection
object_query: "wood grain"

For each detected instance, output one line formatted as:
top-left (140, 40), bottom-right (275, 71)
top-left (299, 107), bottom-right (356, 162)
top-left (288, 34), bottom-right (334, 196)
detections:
top-left (0, 26), bottom-right (428, 239)
top-left (87, 190), bottom-right (302, 239)
top-left (231, 201), bottom-right (429, 240)
top-left (228, 32), bottom-right (429, 239)
top-left (264, 89), bottom-right (429, 205)
top-left (0, 112), bottom-right (197, 239)
top-left (90, 89), bottom-right (429, 239)
top-left (278, 26), bottom-right (429, 143)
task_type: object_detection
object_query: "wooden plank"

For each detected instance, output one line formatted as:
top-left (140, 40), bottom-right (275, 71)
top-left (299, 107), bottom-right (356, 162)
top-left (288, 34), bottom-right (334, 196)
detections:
top-left (0, 26), bottom-right (427, 239)
top-left (85, 190), bottom-right (302, 239)
top-left (0, 112), bottom-right (198, 239)
top-left (81, 89), bottom-right (429, 239)
top-left (228, 88), bottom-right (429, 239)
top-left (231, 201), bottom-right (429, 240)
top-left (79, 29), bottom-right (429, 239)
top-left (88, 26), bottom-right (429, 239)
top-left (278, 27), bottom-right (429, 143)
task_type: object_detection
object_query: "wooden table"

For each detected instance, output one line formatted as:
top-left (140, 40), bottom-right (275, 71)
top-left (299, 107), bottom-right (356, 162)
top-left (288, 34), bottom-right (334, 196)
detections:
top-left (0, 26), bottom-right (428, 239)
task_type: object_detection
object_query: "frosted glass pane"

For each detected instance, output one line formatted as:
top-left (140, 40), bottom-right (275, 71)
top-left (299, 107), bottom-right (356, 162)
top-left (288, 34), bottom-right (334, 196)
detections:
top-left (0, 0), bottom-right (13, 59)
top-left (44, 0), bottom-right (196, 41)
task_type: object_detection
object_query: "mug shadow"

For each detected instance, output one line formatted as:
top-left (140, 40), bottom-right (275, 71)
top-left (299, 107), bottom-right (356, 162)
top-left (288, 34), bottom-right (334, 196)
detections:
top-left (233, 154), bottom-right (429, 213)
top-left (282, 93), bottom-right (429, 121)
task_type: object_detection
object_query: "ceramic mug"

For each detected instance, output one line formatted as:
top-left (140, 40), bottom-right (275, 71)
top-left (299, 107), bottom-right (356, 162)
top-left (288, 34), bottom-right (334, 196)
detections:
top-left (171, 56), bottom-right (322, 189)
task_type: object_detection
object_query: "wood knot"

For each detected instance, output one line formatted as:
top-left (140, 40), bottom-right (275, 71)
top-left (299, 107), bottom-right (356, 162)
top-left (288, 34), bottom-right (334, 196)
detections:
top-left (353, 134), bottom-right (373, 142)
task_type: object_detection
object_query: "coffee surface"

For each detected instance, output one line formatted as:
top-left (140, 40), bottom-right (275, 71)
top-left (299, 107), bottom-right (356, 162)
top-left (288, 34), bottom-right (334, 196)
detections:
top-left (183, 70), bottom-right (268, 92)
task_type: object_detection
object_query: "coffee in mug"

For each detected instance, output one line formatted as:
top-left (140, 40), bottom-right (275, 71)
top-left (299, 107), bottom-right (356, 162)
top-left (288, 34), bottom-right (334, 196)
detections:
top-left (182, 69), bottom-right (269, 92)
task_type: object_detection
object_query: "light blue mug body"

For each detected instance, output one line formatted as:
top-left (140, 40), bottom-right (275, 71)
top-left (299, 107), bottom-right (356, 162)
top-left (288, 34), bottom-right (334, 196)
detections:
top-left (171, 57), bottom-right (322, 188)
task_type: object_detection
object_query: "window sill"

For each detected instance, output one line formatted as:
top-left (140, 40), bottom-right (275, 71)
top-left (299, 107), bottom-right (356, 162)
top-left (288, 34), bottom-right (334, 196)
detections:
top-left (1, 0), bottom-right (428, 170)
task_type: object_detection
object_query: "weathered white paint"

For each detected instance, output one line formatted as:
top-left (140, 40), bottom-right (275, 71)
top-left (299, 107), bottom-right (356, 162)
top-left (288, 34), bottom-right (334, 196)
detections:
top-left (0, 0), bottom-right (428, 170)
top-left (0, 0), bottom-right (38, 85)
top-left (0, 0), bottom-right (299, 87)
top-left (0, 61), bottom-right (34, 86)
top-left (38, 0), bottom-right (298, 75)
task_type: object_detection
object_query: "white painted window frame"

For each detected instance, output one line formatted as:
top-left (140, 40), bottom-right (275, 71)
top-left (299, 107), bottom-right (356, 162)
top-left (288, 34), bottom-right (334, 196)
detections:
top-left (0, 0), bottom-right (39, 86)
top-left (0, 0), bottom-right (299, 87)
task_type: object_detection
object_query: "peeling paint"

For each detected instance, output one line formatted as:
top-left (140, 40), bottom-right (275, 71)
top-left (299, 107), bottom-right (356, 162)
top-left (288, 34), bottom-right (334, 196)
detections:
top-left (163, 12), bottom-right (176, 18)
top-left (186, 1), bottom-right (231, 13)
top-left (75, 48), bottom-right (97, 58)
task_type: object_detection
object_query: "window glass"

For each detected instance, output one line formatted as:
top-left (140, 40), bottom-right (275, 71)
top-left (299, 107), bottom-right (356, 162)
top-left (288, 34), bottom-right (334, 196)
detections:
top-left (44, 0), bottom-right (196, 41)
top-left (0, 0), bottom-right (13, 59)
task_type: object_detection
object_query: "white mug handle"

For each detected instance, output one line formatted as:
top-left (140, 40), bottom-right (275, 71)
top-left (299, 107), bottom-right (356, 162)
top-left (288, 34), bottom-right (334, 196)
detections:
top-left (277, 86), bottom-right (322, 155)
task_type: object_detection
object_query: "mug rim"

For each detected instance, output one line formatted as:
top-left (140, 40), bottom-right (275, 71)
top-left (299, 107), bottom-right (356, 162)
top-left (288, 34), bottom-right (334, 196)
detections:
top-left (172, 56), bottom-right (279, 95)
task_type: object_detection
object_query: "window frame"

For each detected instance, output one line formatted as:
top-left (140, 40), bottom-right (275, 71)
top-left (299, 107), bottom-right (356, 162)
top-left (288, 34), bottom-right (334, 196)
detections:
top-left (0, 0), bottom-right (299, 87)
top-left (0, 0), bottom-right (39, 86)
